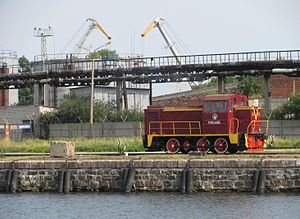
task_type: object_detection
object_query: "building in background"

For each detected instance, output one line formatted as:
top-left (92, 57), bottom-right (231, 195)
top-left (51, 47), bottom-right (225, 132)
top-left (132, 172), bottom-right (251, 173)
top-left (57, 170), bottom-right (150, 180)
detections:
top-left (71, 85), bottom-right (150, 110)
top-left (0, 50), bottom-right (19, 106)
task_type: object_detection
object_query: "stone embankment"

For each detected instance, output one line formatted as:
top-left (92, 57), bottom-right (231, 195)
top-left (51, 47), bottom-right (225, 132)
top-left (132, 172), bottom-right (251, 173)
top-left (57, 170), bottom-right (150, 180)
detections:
top-left (0, 159), bottom-right (299, 193)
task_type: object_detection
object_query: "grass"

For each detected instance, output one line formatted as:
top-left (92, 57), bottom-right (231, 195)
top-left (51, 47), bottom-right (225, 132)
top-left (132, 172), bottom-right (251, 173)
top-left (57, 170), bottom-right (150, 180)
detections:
top-left (0, 137), bottom-right (144, 153)
top-left (69, 137), bottom-right (144, 152)
top-left (272, 137), bottom-right (300, 148)
top-left (0, 137), bottom-right (299, 153)
top-left (0, 139), bottom-right (51, 153)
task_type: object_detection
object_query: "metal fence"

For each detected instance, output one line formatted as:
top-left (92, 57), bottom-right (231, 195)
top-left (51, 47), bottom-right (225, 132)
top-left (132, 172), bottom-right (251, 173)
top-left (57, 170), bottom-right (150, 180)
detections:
top-left (48, 120), bottom-right (300, 139)
top-left (268, 120), bottom-right (300, 138)
top-left (49, 122), bottom-right (143, 138)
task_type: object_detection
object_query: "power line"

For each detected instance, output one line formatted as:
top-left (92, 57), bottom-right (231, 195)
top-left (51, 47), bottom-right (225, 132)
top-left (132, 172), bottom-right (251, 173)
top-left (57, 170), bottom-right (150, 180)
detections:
top-left (59, 20), bottom-right (87, 53)
top-left (164, 21), bottom-right (193, 55)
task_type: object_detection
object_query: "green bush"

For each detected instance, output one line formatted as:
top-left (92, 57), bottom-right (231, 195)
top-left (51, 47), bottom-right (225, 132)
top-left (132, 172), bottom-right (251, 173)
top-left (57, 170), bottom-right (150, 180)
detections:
top-left (271, 93), bottom-right (300, 120)
top-left (38, 94), bottom-right (144, 124)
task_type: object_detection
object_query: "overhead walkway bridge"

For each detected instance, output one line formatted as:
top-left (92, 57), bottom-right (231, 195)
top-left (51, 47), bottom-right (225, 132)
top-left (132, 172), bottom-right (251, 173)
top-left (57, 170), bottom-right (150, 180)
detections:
top-left (0, 49), bottom-right (299, 89)
top-left (0, 49), bottom-right (299, 111)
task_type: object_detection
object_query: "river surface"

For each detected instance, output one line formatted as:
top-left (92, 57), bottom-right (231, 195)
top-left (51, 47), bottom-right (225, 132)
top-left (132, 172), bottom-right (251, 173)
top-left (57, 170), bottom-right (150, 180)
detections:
top-left (1, 192), bottom-right (300, 219)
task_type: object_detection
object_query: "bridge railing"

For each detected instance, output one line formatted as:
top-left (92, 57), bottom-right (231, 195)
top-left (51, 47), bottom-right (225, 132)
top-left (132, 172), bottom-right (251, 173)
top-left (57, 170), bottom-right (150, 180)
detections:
top-left (118, 50), bottom-right (300, 69)
top-left (32, 50), bottom-right (300, 73)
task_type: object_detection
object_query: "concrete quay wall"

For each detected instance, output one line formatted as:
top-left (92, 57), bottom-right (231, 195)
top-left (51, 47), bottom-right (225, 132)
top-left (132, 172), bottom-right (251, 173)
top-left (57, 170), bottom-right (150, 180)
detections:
top-left (0, 159), bottom-right (299, 193)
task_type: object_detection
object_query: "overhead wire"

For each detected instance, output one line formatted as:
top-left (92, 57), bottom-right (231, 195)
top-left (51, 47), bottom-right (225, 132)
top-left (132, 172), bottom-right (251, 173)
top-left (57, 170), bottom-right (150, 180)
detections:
top-left (164, 20), bottom-right (199, 87)
top-left (164, 21), bottom-right (193, 55)
top-left (59, 20), bottom-right (87, 53)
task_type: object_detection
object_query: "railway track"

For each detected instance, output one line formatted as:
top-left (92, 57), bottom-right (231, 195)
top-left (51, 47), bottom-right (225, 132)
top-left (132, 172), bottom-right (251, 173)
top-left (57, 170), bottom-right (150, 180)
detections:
top-left (0, 149), bottom-right (299, 157)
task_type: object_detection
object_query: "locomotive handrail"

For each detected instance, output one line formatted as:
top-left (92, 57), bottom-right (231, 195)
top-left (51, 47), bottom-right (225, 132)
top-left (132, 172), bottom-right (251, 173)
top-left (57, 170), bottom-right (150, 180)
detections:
top-left (229, 118), bottom-right (240, 134)
top-left (246, 120), bottom-right (270, 134)
top-left (149, 121), bottom-right (201, 135)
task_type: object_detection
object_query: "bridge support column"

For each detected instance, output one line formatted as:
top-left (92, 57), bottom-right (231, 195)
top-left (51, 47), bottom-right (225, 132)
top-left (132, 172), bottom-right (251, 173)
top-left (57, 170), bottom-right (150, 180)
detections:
top-left (264, 73), bottom-right (271, 113)
top-left (34, 84), bottom-right (43, 106)
top-left (218, 75), bottom-right (225, 94)
top-left (116, 81), bottom-right (123, 111)
top-left (122, 81), bottom-right (128, 110)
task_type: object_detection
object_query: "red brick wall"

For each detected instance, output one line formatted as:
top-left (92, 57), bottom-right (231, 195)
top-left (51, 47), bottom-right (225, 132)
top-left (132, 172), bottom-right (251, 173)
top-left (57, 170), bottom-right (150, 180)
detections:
top-left (0, 67), bottom-right (10, 106)
top-left (269, 75), bottom-right (300, 98)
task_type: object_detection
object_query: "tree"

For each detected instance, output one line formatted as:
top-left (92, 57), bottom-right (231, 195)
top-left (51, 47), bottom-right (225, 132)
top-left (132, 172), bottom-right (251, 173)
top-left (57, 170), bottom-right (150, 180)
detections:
top-left (271, 93), bottom-right (300, 120)
top-left (56, 94), bottom-right (90, 123)
top-left (88, 49), bottom-right (119, 59)
top-left (40, 94), bottom-right (144, 123)
top-left (18, 55), bottom-right (32, 72)
top-left (237, 76), bottom-right (263, 97)
top-left (93, 101), bottom-right (115, 122)
top-left (18, 56), bottom-right (34, 105)
top-left (191, 76), bottom-right (239, 90)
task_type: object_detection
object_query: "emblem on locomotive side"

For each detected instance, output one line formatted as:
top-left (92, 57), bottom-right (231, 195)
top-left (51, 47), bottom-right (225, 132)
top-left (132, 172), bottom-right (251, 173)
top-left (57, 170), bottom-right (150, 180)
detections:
top-left (208, 113), bottom-right (220, 124)
top-left (212, 113), bottom-right (218, 120)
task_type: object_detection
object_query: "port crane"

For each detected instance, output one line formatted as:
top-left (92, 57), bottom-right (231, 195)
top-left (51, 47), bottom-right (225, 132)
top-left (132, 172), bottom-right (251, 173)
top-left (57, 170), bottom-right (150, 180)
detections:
top-left (73, 18), bottom-right (111, 54)
top-left (142, 17), bottom-right (196, 90)
top-left (141, 17), bottom-right (181, 65)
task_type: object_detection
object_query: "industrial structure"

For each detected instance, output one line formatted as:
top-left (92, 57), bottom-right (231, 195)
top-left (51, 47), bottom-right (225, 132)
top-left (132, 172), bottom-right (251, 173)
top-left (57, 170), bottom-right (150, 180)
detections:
top-left (0, 50), bottom-right (19, 106)
top-left (32, 18), bottom-right (150, 109)
top-left (73, 18), bottom-right (111, 54)
top-left (141, 17), bottom-right (193, 92)
top-left (4, 49), bottom-right (296, 113)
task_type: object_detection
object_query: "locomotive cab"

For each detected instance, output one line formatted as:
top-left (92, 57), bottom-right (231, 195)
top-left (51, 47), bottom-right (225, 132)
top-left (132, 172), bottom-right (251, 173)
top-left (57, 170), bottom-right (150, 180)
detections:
top-left (202, 94), bottom-right (246, 134)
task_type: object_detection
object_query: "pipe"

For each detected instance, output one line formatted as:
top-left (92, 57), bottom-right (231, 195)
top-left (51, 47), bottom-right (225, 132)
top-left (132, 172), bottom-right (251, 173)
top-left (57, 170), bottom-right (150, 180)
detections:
top-left (186, 169), bottom-right (193, 194)
top-left (122, 168), bottom-right (129, 192)
top-left (256, 170), bottom-right (266, 195)
top-left (9, 170), bottom-right (19, 193)
top-left (251, 170), bottom-right (259, 193)
top-left (5, 169), bottom-right (12, 193)
top-left (58, 170), bottom-right (65, 193)
top-left (124, 167), bottom-right (136, 193)
top-left (63, 169), bottom-right (71, 193)
top-left (180, 169), bottom-right (186, 193)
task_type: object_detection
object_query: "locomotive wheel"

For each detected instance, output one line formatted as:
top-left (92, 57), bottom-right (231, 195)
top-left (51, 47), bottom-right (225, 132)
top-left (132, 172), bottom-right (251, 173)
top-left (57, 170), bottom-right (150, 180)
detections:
top-left (196, 138), bottom-right (210, 153)
top-left (181, 139), bottom-right (191, 154)
top-left (165, 138), bottom-right (180, 153)
top-left (214, 138), bottom-right (228, 154)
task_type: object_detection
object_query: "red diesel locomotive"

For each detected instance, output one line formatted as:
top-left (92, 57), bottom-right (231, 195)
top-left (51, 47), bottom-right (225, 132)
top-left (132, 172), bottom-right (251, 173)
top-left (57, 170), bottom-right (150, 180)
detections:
top-left (143, 94), bottom-right (269, 154)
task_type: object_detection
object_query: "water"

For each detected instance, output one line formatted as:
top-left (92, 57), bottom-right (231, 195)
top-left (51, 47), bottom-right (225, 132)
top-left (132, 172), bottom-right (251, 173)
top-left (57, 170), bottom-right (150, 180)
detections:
top-left (1, 192), bottom-right (300, 219)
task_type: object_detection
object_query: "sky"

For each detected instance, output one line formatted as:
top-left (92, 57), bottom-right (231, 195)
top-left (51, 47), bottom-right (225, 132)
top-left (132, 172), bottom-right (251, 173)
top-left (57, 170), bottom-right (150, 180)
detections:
top-left (1, 0), bottom-right (300, 96)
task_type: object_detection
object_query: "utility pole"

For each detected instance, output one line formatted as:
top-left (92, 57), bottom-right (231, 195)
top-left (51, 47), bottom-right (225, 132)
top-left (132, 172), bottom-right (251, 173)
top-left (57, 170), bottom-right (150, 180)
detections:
top-left (89, 59), bottom-right (95, 138)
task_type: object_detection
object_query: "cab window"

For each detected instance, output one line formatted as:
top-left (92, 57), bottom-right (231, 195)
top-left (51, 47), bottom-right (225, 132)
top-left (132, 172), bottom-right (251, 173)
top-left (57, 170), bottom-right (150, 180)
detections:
top-left (241, 96), bottom-right (245, 106)
top-left (233, 96), bottom-right (237, 105)
top-left (213, 102), bottom-right (219, 112)
top-left (220, 101), bottom-right (228, 112)
top-left (212, 101), bottom-right (228, 112)
top-left (204, 102), bottom-right (212, 112)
